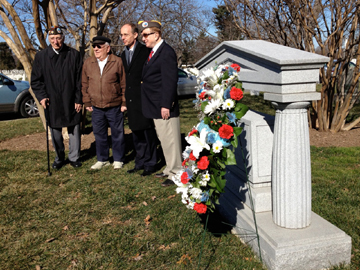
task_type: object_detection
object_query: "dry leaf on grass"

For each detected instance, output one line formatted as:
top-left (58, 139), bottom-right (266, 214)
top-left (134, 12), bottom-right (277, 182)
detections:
top-left (151, 196), bottom-right (156, 201)
top-left (144, 215), bottom-right (151, 226)
top-left (133, 253), bottom-right (143, 261)
top-left (167, 195), bottom-right (176, 199)
top-left (142, 201), bottom-right (148, 206)
top-left (35, 265), bottom-right (41, 270)
top-left (177, 254), bottom-right (192, 265)
top-left (62, 225), bottom-right (69, 231)
top-left (45, 237), bottom-right (56, 243)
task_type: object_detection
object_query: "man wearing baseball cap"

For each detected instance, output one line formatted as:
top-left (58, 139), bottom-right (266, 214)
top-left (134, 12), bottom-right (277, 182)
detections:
top-left (139, 20), bottom-right (182, 187)
top-left (31, 26), bottom-right (83, 169)
top-left (81, 36), bottom-right (127, 170)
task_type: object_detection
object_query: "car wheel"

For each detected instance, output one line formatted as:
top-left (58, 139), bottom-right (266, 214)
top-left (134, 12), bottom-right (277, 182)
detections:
top-left (20, 95), bottom-right (39, 117)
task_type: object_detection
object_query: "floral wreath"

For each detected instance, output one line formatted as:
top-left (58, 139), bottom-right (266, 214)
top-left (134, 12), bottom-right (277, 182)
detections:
top-left (172, 63), bottom-right (248, 214)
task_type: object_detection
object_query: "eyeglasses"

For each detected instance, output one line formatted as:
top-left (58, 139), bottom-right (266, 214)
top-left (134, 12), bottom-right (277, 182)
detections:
top-left (92, 44), bottom-right (105, 49)
top-left (142, 32), bottom-right (155, 38)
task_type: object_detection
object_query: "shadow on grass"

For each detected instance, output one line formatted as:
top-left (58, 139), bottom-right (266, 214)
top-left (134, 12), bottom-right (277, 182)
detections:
top-left (198, 209), bottom-right (234, 236)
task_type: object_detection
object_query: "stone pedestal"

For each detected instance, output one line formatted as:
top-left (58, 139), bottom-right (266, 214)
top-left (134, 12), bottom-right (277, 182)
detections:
top-left (218, 200), bottom-right (352, 270)
top-left (272, 102), bottom-right (311, 229)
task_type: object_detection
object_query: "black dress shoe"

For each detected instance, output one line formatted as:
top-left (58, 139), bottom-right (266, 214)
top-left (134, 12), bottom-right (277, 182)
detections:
top-left (161, 179), bottom-right (175, 187)
top-left (141, 169), bottom-right (155, 177)
top-left (70, 161), bottom-right (82, 168)
top-left (155, 172), bottom-right (168, 178)
top-left (127, 167), bottom-right (143, 174)
top-left (52, 161), bottom-right (64, 170)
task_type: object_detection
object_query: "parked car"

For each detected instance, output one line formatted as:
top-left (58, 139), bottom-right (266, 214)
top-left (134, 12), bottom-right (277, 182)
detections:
top-left (0, 73), bottom-right (39, 117)
top-left (177, 68), bottom-right (198, 96)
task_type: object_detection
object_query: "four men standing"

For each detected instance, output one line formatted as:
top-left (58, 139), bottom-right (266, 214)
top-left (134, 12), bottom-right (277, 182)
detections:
top-left (31, 22), bottom-right (182, 186)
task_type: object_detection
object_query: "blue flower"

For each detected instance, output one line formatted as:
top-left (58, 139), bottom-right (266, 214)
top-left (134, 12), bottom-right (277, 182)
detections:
top-left (197, 121), bottom-right (212, 133)
top-left (226, 112), bottom-right (237, 124)
top-left (215, 133), bottom-right (231, 147)
top-left (223, 87), bottom-right (231, 99)
top-left (200, 191), bottom-right (210, 202)
top-left (185, 167), bottom-right (194, 179)
top-left (206, 132), bottom-right (216, 144)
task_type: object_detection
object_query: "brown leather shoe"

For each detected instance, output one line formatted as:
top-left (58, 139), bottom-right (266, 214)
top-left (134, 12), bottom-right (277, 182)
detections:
top-left (161, 179), bottom-right (175, 187)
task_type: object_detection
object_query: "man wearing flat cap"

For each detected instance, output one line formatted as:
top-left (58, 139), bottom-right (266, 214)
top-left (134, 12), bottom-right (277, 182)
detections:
top-left (82, 36), bottom-right (127, 170)
top-left (139, 20), bottom-right (182, 187)
top-left (31, 26), bottom-right (83, 169)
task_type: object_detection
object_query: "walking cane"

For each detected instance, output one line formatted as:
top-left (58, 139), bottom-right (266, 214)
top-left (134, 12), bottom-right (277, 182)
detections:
top-left (44, 104), bottom-right (52, 176)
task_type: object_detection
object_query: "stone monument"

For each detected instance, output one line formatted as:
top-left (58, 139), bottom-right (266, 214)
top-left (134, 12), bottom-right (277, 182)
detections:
top-left (195, 40), bottom-right (351, 270)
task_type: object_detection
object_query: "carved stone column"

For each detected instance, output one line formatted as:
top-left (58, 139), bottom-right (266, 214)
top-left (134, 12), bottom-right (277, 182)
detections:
top-left (272, 101), bottom-right (311, 229)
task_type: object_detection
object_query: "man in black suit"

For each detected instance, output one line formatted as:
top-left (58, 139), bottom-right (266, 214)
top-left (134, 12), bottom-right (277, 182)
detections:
top-left (139, 20), bottom-right (182, 187)
top-left (120, 23), bottom-right (158, 176)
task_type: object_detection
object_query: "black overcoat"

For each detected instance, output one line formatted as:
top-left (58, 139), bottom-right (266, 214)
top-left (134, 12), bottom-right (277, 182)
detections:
top-left (121, 42), bottom-right (154, 131)
top-left (141, 41), bottom-right (179, 119)
top-left (31, 44), bottom-right (82, 128)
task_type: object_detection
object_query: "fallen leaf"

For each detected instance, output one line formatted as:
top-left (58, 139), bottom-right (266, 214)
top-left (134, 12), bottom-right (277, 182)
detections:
top-left (177, 254), bottom-right (192, 265)
top-left (142, 201), bottom-right (148, 206)
top-left (36, 265), bottom-right (41, 270)
top-left (45, 237), bottom-right (56, 243)
top-left (167, 195), bottom-right (176, 199)
top-left (133, 253), bottom-right (143, 261)
top-left (144, 215), bottom-right (151, 226)
top-left (63, 225), bottom-right (69, 231)
top-left (151, 196), bottom-right (156, 201)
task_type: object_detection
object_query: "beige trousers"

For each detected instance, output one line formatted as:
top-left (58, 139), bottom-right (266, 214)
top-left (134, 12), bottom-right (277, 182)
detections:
top-left (153, 117), bottom-right (182, 178)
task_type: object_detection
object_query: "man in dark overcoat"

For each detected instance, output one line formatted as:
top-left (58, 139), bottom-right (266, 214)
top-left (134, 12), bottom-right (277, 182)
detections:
top-left (139, 20), bottom-right (182, 187)
top-left (31, 26), bottom-right (83, 169)
top-left (120, 23), bottom-right (158, 176)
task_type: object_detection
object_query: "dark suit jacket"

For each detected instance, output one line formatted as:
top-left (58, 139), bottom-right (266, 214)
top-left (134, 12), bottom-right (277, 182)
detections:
top-left (121, 42), bottom-right (154, 131)
top-left (141, 41), bottom-right (179, 119)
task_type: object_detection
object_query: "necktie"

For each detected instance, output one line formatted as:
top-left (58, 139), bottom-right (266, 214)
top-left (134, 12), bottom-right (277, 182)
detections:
top-left (148, 50), bottom-right (154, 62)
top-left (128, 50), bottom-right (133, 65)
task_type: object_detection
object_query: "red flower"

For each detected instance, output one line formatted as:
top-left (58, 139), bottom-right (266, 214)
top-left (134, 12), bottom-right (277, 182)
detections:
top-left (230, 87), bottom-right (243, 101)
top-left (188, 129), bottom-right (198, 136)
top-left (189, 152), bottom-right (197, 161)
top-left (219, 124), bottom-right (234, 139)
top-left (231, 63), bottom-right (241, 72)
top-left (199, 92), bottom-right (206, 100)
top-left (182, 158), bottom-right (188, 167)
top-left (197, 156), bottom-right (209, 170)
top-left (181, 172), bottom-right (190, 184)
top-left (194, 203), bottom-right (207, 214)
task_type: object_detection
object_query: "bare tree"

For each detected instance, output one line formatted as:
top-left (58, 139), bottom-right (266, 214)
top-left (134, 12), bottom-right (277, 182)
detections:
top-left (221, 0), bottom-right (360, 132)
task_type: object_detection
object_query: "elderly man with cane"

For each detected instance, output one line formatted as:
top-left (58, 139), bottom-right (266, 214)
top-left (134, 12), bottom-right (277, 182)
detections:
top-left (31, 26), bottom-right (83, 170)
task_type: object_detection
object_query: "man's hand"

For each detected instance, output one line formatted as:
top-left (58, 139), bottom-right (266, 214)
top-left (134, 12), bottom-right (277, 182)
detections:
top-left (161, 107), bottom-right (170, 120)
top-left (75, 103), bottom-right (82, 113)
top-left (86, 107), bottom-right (93, 112)
top-left (121, 106), bottom-right (127, 112)
top-left (40, 98), bottom-right (49, 109)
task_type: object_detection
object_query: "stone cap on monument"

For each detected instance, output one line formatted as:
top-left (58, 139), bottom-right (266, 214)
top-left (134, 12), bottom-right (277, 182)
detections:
top-left (195, 40), bottom-right (330, 103)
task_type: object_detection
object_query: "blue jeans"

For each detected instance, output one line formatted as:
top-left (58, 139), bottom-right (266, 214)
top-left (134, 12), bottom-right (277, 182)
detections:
top-left (92, 106), bottom-right (125, 162)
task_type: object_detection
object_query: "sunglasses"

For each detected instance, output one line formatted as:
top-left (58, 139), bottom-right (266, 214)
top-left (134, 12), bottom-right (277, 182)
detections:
top-left (142, 32), bottom-right (155, 38)
top-left (92, 44), bottom-right (105, 49)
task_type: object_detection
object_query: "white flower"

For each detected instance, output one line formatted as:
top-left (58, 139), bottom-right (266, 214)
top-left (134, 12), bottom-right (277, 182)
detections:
top-left (199, 68), bottom-right (218, 87)
top-left (191, 165), bottom-right (199, 174)
top-left (182, 146), bottom-right (192, 159)
top-left (186, 129), bottom-right (210, 159)
top-left (222, 99), bottom-right (235, 110)
top-left (204, 99), bottom-right (222, 115)
top-left (199, 180), bottom-right (208, 186)
top-left (202, 171), bottom-right (210, 182)
top-left (190, 187), bottom-right (203, 200)
top-left (186, 200), bottom-right (195, 210)
top-left (212, 141), bottom-right (223, 153)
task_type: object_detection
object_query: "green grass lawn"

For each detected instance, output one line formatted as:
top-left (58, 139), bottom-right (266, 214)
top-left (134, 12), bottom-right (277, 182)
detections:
top-left (0, 96), bottom-right (359, 269)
